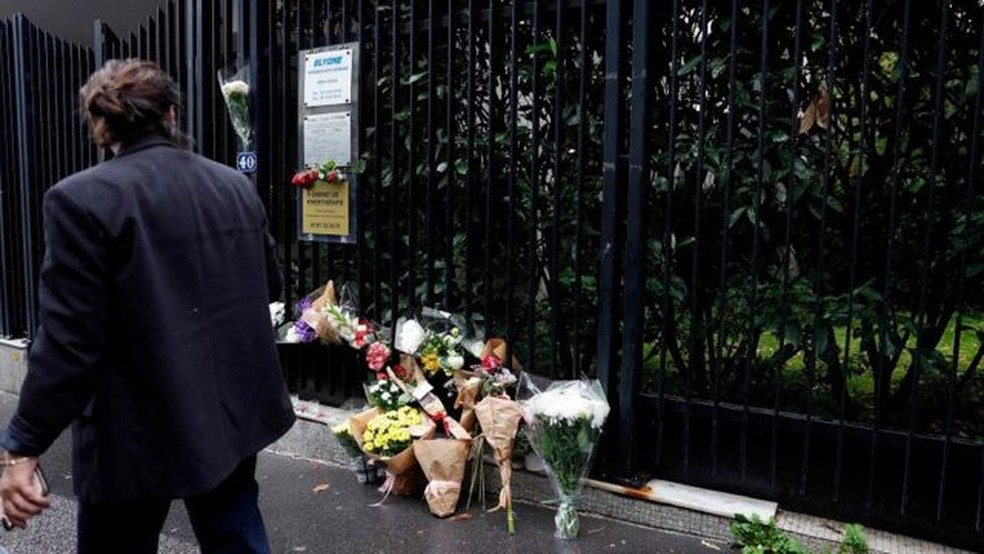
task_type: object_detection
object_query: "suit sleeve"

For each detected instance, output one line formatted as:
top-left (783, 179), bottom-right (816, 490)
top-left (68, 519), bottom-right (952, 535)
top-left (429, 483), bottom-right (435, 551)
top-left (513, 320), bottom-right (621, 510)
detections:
top-left (0, 187), bottom-right (109, 456)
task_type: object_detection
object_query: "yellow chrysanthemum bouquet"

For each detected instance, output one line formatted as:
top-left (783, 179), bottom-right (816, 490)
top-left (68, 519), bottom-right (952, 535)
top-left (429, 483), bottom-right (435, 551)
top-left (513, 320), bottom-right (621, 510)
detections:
top-left (350, 406), bottom-right (435, 497)
top-left (362, 406), bottom-right (422, 457)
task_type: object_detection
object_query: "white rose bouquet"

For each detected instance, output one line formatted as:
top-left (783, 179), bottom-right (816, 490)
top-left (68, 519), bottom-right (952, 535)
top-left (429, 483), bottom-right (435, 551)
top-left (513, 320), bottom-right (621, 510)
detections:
top-left (519, 378), bottom-right (610, 539)
top-left (218, 64), bottom-right (252, 148)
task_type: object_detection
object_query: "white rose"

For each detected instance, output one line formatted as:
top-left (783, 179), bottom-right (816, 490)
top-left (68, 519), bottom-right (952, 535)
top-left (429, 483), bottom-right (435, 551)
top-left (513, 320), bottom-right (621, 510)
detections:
top-left (221, 80), bottom-right (249, 97)
top-left (269, 302), bottom-right (285, 327)
top-left (284, 327), bottom-right (301, 343)
top-left (395, 319), bottom-right (426, 353)
top-left (447, 354), bottom-right (464, 371)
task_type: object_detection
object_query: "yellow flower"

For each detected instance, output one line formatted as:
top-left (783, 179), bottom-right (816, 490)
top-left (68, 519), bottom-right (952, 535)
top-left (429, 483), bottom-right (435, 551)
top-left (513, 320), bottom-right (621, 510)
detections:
top-left (421, 352), bottom-right (440, 373)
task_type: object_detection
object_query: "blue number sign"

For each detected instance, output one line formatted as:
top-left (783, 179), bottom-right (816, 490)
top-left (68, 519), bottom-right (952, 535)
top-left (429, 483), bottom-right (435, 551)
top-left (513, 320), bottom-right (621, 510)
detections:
top-left (236, 151), bottom-right (258, 174)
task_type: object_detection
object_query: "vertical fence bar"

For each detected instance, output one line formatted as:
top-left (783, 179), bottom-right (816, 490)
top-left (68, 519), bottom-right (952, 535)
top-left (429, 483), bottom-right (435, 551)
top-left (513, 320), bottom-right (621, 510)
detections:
top-left (13, 16), bottom-right (39, 339)
top-left (960, 17), bottom-right (984, 534)
top-left (597, 0), bottom-right (625, 465)
top-left (504, 0), bottom-right (518, 364)
top-left (389, 0), bottom-right (401, 337)
top-left (444, 0), bottom-right (455, 310)
top-left (622, 0), bottom-right (653, 477)
top-left (773, 0), bottom-right (804, 493)
top-left (572, 0), bottom-right (588, 379)
top-left (714, 0), bottom-right (740, 477)
top-left (0, 20), bottom-right (12, 337)
top-left (464, 0), bottom-right (476, 325)
top-left (867, 0), bottom-right (910, 511)
top-left (938, 19), bottom-right (984, 522)
top-left (406, 0), bottom-right (418, 311)
top-left (371, 0), bottom-right (382, 320)
top-left (685, 0), bottom-right (710, 475)
top-left (834, 0), bottom-right (872, 502)
top-left (549, 0), bottom-right (564, 378)
top-left (482, 0), bottom-right (495, 339)
top-left (902, 0), bottom-right (949, 517)
top-left (803, 0), bottom-right (839, 495)
top-left (425, 0), bottom-right (436, 306)
top-left (740, 0), bottom-right (769, 482)
top-left (525, 0), bottom-right (541, 374)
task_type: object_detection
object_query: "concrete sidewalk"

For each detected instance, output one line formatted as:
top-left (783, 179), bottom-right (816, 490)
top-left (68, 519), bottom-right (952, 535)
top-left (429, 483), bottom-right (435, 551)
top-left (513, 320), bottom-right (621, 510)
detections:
top-left (0, 391), bottom-right (714, 553)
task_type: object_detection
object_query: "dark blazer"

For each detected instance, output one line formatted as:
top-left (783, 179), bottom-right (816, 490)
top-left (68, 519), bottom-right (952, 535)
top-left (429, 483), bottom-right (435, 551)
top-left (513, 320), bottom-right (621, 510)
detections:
top-left (0, 133), bottom-right (295, 503)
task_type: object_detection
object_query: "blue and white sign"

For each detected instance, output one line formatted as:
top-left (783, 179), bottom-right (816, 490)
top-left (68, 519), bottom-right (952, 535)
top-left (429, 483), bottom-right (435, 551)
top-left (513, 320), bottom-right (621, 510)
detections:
top-left (236, 151), bottom-right (258, 174)
top-left (303, 49), bottom-right (353, 107)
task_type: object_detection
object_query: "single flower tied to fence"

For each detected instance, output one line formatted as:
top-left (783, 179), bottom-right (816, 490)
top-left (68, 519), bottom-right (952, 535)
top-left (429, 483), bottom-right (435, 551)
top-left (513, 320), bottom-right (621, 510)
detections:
top-left (292, 160), bottom-right (346, 189)
top-left (217, 64), bottom-right (252, 149)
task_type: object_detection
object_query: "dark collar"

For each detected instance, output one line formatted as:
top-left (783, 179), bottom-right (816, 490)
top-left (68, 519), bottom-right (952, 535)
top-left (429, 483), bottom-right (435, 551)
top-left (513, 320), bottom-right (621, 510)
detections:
top-left (114, 133), bottom-right (177, 158)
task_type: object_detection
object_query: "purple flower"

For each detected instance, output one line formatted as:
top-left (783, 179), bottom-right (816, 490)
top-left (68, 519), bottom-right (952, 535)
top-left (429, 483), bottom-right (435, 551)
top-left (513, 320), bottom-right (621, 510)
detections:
top-left (293, 320), bottom-right (317, 343)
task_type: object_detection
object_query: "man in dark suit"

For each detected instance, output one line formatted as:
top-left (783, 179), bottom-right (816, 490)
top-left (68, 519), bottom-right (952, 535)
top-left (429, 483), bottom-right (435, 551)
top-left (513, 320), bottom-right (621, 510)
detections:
top-left (0, 59), bottom-right (295, 553)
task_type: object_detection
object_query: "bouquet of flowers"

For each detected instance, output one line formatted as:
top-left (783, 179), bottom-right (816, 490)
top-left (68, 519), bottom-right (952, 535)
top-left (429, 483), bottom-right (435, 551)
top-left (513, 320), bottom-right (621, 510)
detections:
top-left (519, 378), bottom-right (610, 539)
top-left (474, 395), bottom-right (524, 535)
top-left (361, 406), bottom-right (421, 457)
top-left (332, 419), bottom-right (384, 484)
top-left (393, 310), bottom-right (469, 377)
top-left (350, 406), bottom-right (435, 498)
top-left (282, 281), bottom-right (338, 344)
top-left (366, 379), bottom-right (409, 412)
top-left (291, 159), bottom-right (346, 189)
top-left (413, 438), bottom-right (470, 518)
top-left (217, 64), bottom-right (252, 148)
top-left (452, 339), bottom-right (521, 432)
top-left (331, 420), bottom-right (364, 459)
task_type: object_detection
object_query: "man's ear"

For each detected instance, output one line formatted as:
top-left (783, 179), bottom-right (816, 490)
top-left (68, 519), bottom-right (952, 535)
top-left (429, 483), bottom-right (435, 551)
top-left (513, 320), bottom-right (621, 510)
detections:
top-left (166, 104), bottom-right (178, 125)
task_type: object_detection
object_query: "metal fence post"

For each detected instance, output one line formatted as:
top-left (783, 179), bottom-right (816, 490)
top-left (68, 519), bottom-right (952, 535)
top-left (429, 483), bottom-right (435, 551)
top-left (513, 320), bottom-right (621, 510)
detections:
top-left (596, 0), bottom-right (627, 475)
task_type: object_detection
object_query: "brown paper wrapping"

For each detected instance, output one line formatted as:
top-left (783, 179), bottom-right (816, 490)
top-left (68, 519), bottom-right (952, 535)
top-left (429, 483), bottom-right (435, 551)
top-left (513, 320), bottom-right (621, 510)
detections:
top-left (347, 407), bottom-right (383, 452)
top-left (452, 370), bottom-right (482, 432)
top-left (348, 408), bottom-right (436, 496)
top-left (473, 396), bottom-right (523, 512)
top-left (413, 439), bottom-right (470, 517)
top-left (479, 338), bottom-right (523, 372)
top-left (301, 280), bottom-right (342, 344)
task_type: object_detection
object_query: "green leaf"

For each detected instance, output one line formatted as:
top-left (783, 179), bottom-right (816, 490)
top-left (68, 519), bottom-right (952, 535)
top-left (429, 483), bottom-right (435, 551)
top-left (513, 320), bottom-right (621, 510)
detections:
top-left (678, 54), bottom-right (703, 76)
top-left (455, 160), bottom-right (469, 175)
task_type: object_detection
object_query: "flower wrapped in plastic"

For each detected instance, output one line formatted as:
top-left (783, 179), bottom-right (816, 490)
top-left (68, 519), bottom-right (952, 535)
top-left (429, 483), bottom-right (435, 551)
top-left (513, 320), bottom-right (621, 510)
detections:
top-left (217, 63), bottom-right (252, 149)
top-left (393, 307), bottom-right (473, 377)
top-left (518, 377), bottom-right (610, 539)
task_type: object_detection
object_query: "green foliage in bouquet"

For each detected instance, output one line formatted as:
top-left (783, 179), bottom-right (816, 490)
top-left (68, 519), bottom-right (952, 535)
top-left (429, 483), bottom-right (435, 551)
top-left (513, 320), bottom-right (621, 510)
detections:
top-left (533, 418), bottom-right (601, 496)
top-left (331, 421), bottom-right (363, 460)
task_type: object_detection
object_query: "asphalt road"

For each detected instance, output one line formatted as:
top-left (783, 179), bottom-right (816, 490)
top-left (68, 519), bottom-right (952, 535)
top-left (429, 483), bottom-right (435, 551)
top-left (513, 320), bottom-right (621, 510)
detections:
top-left (0, 391), bottom-right (717, 553)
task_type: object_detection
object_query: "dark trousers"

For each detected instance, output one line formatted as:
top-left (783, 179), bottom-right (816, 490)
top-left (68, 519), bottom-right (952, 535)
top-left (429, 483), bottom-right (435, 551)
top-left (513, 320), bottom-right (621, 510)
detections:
top-left (77, 455), bottom-right (270, 554)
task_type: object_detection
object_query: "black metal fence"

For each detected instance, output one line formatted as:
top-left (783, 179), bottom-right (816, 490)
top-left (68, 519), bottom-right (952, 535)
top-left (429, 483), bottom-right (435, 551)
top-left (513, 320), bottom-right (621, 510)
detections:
top-left (0, 15), bottom-right (98, 339)
top-left (1, 0), bottom-right (982, 549)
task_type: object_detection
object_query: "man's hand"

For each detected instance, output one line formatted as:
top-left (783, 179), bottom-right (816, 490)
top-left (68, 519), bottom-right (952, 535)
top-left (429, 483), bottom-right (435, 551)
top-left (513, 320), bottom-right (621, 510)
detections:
top-left (0, 455), bottom-right (50, 529)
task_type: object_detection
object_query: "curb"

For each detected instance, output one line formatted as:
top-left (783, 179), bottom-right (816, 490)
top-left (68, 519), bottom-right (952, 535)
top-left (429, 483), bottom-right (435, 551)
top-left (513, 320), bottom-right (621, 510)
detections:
top-left (276, 399), bottom-right (972, 554)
